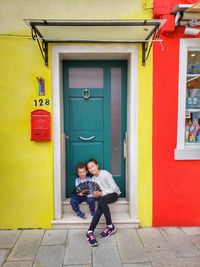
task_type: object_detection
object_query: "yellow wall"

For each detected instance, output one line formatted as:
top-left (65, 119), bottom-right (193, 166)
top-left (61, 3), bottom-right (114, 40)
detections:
top-left (0, 38), bottom-right (53, 228)
top-left (0, 0), bottom-right (153, 228)
top-left (138, 50), bottom-right (152, 227)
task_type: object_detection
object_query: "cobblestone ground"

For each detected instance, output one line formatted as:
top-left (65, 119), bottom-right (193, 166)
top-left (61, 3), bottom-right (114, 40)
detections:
top-left (0, 227), bottom-right (200, 266)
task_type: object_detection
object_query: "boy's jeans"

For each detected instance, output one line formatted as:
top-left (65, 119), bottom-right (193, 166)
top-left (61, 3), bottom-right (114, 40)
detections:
top-left (70, 195), bottom-right (95, 214)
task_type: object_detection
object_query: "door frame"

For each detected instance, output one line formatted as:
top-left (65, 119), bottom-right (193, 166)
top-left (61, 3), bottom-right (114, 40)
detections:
top-left (52, 44), bottom-right (139, 222)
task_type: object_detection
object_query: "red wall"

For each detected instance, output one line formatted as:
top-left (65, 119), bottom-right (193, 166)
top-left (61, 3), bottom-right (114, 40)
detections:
top-left (153, 28), bottom-right (200, 226)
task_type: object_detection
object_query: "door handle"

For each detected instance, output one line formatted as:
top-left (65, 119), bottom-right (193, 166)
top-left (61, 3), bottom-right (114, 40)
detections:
top-left (124, 132), bottom-right (127, 160)
top-left (79, 136), bottom-right (95, 141)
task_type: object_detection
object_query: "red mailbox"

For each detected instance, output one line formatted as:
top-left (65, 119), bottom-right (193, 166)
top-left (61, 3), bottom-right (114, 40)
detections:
top-left (31, 109), bottom-right (51, 141)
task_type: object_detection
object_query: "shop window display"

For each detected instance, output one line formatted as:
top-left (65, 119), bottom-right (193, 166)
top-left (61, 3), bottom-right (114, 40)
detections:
top-left (185, 51), bottom-right (200, 144)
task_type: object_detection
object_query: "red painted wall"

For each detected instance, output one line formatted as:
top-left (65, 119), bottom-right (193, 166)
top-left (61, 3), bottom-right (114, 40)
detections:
top-left (153, 28), bottom-right (200, 226)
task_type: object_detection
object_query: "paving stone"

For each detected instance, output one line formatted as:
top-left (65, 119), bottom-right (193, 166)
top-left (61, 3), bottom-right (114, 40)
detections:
top-left (41, 230), bottom-right (68, 245)
top-left (176, 257), bottom-right (200, 267)
top-left (137, 228), bottom-right (169, 251)
top-left (0, 249), bottom-right (10, 266)
top-left (181, 227), bottom-right (200, 236)
top-left (33, 245), bottom-right (65, 267)
top-left (95, 231), bottom-right (117, 247)
top-left (93, 246), bottom-right (122, 267)
top-left (116, 229), bottom-right (149, 264)
top-left (2, 262), bottom-right (33, 267)
top-left (123, 264), bottom-right (153, 267)
top-left (148, 250), bottom-right (200, 267)
top-left (63, 265), bottom-right (92, 267)
top-left (0, 231), bottom-right (21, 249)
top-left (147, 249), bottom-right (178, 267)
top-left (160, 227), bottom-right (200, 258)
top-left (63, 230), bottom-right (92, 265)
top-left (190, 236), bottom-right (200, 250)
top-left (7, 230), bottom-right (44, 261)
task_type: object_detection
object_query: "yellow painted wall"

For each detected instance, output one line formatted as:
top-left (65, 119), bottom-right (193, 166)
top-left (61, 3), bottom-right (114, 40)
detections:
top-left (0, 37), bottom-right (53, 228)
top-left (138, 50), bottom-right (152, 227)
top-left (0, 0), bottom-right (153, 228)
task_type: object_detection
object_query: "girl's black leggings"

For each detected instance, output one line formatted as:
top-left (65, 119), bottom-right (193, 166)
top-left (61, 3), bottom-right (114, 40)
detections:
top-left (88, 192), bottom-right (118, 232)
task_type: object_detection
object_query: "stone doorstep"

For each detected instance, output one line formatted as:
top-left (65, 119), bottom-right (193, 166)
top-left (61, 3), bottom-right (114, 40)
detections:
top-left (63, 197), bottom-right (129, 213)
top-left (52, 197), bottom-right (139, 229)
top-left (51, 212), bottom-right (139, 229)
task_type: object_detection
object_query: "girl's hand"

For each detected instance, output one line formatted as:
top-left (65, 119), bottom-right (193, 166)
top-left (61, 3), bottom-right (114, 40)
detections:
top-left (93, 191), bottom-right (102, 198)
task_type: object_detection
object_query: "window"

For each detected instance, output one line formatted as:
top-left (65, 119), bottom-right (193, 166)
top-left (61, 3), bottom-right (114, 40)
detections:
top-left (175, 39), bottom-right (200, 160)
top-left (185, 51), bottom-right (200, 144)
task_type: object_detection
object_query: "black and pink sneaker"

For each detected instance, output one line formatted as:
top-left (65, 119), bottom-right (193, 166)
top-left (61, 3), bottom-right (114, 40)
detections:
top-left (86, 231), bottom-right (98, 246)
top-left (99, 225), bottom-right (116, 238)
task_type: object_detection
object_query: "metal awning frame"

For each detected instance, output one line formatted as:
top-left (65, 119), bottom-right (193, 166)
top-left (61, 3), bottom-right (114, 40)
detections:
top-left (29, 20), bottom-right (161, 67)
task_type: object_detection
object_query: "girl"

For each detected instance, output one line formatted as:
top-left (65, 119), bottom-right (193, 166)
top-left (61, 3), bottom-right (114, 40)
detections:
top-left (86, 159), bottom-right (121, 246)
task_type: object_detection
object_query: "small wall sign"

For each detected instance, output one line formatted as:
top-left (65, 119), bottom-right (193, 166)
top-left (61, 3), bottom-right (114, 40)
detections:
top-left (37, 77), bottom-right (45, 96)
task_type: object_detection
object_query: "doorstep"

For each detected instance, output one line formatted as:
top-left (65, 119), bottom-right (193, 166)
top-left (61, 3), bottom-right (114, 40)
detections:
top-left (51, 198), bottom-right (139, 229)
top-left (51, 212), bottom-right (139, 229)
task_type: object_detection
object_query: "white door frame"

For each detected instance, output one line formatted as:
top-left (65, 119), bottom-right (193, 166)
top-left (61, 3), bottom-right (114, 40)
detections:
top-left (52, 44), bottom-right (139, 221)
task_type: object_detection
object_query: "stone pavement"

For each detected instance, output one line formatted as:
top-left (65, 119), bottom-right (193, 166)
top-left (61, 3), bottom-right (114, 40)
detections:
top-left (1, 227), bottom-right (200, 267)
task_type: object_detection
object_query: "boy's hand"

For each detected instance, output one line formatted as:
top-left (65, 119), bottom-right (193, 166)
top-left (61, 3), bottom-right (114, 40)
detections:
top-left (93, 191), bottom-right (103, 198)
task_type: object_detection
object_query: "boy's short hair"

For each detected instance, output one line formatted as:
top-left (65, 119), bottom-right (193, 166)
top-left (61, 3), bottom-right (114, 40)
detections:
top-left (76, 163), bottom-right (87, 172)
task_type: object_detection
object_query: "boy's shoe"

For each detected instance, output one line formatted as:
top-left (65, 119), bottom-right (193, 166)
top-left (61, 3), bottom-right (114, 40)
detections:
top-left (99, 225), bottom-right (116, 238)
top-left (76, 211), bottom-right (86, 219)
top-left (86, 231), bottom-right (98, 247)
top-left (90, 210), bottom-right (96, 217)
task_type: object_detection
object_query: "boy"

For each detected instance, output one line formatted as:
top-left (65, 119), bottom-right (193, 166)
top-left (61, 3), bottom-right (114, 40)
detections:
top-left (70, 163), bottom-right (96, 219)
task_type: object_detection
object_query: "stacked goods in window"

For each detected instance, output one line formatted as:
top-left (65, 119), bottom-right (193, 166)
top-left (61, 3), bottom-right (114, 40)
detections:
top-left (185, 51), bottom-right (200, 143)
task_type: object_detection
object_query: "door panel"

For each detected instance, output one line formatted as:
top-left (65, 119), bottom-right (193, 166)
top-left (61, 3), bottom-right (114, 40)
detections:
top-left (71, 142), bottom-right (104, 166)
top-left (63, 60), bottom-right (127, 197)
top-left (70, 98), bottom-right (103, 132)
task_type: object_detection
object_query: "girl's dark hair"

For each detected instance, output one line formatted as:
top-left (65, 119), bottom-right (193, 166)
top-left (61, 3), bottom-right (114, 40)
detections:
top-left (87, 158), bottom-right (99, 166)
top-left (76, 163), bottom-right (87, 172)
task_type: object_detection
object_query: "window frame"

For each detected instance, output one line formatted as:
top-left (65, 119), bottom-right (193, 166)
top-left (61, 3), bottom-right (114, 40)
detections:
top-left (175, 39), bottom-right (200, 160)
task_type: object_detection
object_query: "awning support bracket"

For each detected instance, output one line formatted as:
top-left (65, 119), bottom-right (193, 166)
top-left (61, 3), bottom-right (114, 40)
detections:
top-left (142, 31), bottom-right (157, 66)
top-left (31, 27), bottom-right (48, 66)
top-left (142, 43), bottom-right (148, 66)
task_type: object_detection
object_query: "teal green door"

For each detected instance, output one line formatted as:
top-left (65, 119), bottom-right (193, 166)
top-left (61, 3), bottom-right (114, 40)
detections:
top-left (63, 60), bottom-right (127, 197)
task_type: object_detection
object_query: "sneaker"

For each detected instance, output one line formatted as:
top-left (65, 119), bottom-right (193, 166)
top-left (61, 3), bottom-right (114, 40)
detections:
top-left (86, 231), bottom-right (98, 247)
top-left (90, 210), bottom-right (96, 217)
top-left (99, 225), bottom-right (116, 238)
top-left (76, 211), bottom-right (86, 219)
